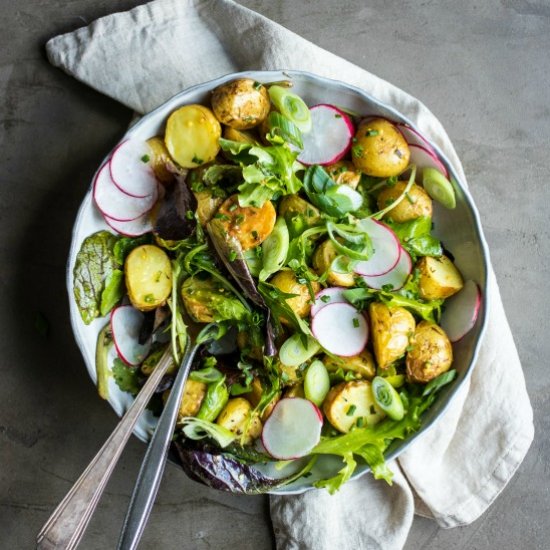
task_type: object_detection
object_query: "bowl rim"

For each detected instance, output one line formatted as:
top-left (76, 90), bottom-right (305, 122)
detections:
top-left (66, 69), bottom-right (490, 495)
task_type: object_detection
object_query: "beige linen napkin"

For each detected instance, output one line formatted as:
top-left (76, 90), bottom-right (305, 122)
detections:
top-left (46, 0), bottom-right (534, 547)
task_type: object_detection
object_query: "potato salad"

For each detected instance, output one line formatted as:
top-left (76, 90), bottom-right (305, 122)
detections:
top-left (73, 77), bottom-right (481, 493)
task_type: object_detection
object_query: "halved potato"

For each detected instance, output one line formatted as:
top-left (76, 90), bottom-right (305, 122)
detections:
top-left (377, 182), bottom-right (432, 222)
top-left (322, 350), bottom-right (376, 380)
top-left (216, 397), bottom-right (263, 444)
top-left (352, 119), bottom-right (410, 177)
top-left (165, 104), bottom-right (221, 168)
top-left (270, 270), bottom-right (320, 320)
top-left (125, 245), bottom-right (172, 311)
top-left (216, 194), bottom-right (276, 250)
top-left (417, 255), bottom-right (464, 300)
top-left (323, 380), bottom-right (385, 433)
top-left (369, 302), bottom-right (416, 369)
top-left (312, 239), bottom-right (355, 287)
top-left (211, 79), bottom-right (270, 130)
top-left (163, 379), bottom-right (207, 422)
top-left (222, 126), bottom-right (259, 144)
top-left (406, 321), bottom-right (453, 383)
top-left (325, 160), bottom-right (362, 189)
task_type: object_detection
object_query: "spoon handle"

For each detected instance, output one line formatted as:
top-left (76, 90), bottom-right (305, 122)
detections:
top-left (117, 341), bottom-right (199, 550)
top-left (36, 347), bottom-right (174, 550)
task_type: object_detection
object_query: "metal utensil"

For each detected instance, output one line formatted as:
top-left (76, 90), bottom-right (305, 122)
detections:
top-left (117, 321), bottom-right (218, 550)
top-left (36, 347), bottom-right (174, 550)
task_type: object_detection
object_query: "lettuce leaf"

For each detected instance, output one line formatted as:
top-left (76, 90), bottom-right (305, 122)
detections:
top-left (386, 216), bottom-right (442, 259)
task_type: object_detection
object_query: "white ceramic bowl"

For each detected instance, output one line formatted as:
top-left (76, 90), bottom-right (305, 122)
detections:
top-left (67, 70), bottom-right (489, 494)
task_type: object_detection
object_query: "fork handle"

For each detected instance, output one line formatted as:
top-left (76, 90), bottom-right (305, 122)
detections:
top-left (36, 348), bottom-right (174, 550)
top-left (117, 341), bottom-right (199, 550)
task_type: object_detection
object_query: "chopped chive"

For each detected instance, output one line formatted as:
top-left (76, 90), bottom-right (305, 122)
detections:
top-left (346, 404), bottom-right (357, 416)
top-left (229, 203), bottom-right (238, 212)
top-left (365, 129), bottom-right (379, 137)
top-left (253, 81), bottom-right (263, 90)
top-left (352, 318), bottom-right (360, 328)
top-left (185, 210), bottom-right (194, 220)
top-left (335, 114), bottom-right (342, 119)
top-left (235, 214), bottom-right (245, 224)
top-left (320, 295), bottom-right (331, 303)
top-left (356, 417), bottom-right (365, 428)
top-left (228, 250), bottom-right (237, 262)
top-left (191, 155), bottom-right (203, 164)
top-left (140, 154), bottom-right (150, 163)
top-left (214, 213), bottom-right (230, 221)
top-left (251, 230), bottom-right (259, 240)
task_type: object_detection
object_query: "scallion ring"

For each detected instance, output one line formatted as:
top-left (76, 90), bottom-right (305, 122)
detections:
top-left (268, 85), bottom-right (312, 133)
top-left (371, 376), bottom-right (405, 420)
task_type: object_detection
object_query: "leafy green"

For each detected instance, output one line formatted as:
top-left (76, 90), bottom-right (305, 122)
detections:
top-left (73, 230), bottom-right (119, 324)
top-left (112, 357), bottom-right (142, 396)
top-left (258, 281), bottom-right (312, 336)
top-left (219, 139), bottom-right (303, 207)
top-left (423, 369), bottom-right (457, 397)
top-left (99, 269), bottom-right (124, 317)
top-left (303, 165), bottom-right (361, 218)
top-left (386, 216), bottom-right (442, 259)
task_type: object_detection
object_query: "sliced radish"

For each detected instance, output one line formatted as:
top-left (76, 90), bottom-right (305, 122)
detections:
top-left (310, 287), bottom-right (349, 317)
top-left (353, 218), bottom-right (401, 276)
top-left (104, 211), bottom-right (153, 237)
top-left (408, 144), bottom-right (449, 179)
top-left (109, 139), bottom-right (158, 198)
top-left (261, 398), bottom-right (323, 460)
top-left (440, 280), bottom-right (481, 342)
top-left (396, 123), bottom-right (438, 157)
top-left (110, 305), bottom-right (152, 366)
top-left (311, 303), bottom-right (368, 357)
top-left (298, 104), bottom-right (354, 165)
top-left (93, 162), bottom-right (158, 222)
top-left (361, 247), bottom-right (412, 291)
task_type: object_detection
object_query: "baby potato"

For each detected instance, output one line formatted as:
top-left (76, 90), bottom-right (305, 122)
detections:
top-left (165, 104), bottom-right (221, 168)
top-left (406, 321), bottom-right (453, 383)
top-left (369, 302), bottom-right (416, 369)
top-left (216, 195), bottom-right (276, 250)
top-left (323, 380), bottom-right (385, 433)
top-left (352, 118), bottom-right (410, 177)
top-left (211, 79), bottom-right (270, 130)
top-left (270, 270), bottom-right (320, 320)
top-left (322, 350), bottom-right (376, 380)
top-left (125, 245), bottom-right (172, 311)
top-left (163, 379), bottom-right (207, 422)
top-left (325, 160), bottom-right (362, 189)
top-left (377, 182), bottom-right (432, 222)
top-left (146, 136), bottom-right (181, 184)
top-left (312, 239), bottom-right (355, 288)
top-left (417, 255), bottom-right (464, 300)
top-left (222, 126), bottom-right (259, 144)
top-left (216, 397), bottom-right (263, 445)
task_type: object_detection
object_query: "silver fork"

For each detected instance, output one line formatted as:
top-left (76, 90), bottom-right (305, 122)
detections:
top-left (116, 320), bottom-right (218, 550)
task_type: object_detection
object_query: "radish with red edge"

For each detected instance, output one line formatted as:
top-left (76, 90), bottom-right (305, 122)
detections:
top-left (311, 302), bottom-right (368, 356)
top-left (104, 211), bottom-right (153, 237)
top-left (298, 104), bottom-right (354, 166)
top-left (261, 398), bottom-right (323, 460)
top-left (396, 123), bottom-right (438, 158)
top-left (361, 247), bottom-right (412, 291)
top-left (110, 305), bottom-right (152, 366)
top-left (93, 162), bottom-right (158, 222)
top-left (408, 144), bottom-right (449, 178)
top-left (109, 139), bottom-right (158, 198)
top-left (440, 280), bottom-right (481, 342)
top-left (353, 218), bottom-right (401, 277)
top-left (310, 287), bottom-right (349, 317)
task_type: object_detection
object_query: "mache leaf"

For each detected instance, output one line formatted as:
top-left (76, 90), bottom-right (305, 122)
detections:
top-left (73, 230), bottom-right (120, 324)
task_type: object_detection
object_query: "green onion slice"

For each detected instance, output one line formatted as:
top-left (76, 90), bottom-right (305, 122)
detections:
top-left (422, 167), bottom-right (456, 209)
top-left (304, 359), bottom-right (331, 407)
top-left (268, 85), bottom-right (312, 133)
top-left (259, 217), bottom-right (290, 281)
top-left (279, 333), bottom-right (321, 367)
top-left (267, 111), bottom-right (303, 149)
top-left (371, 376), bottom-right (405, 420)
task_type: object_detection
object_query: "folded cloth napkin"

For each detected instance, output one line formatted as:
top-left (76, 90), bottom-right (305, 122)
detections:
top-left (46, 0), bottom-right (534, 547)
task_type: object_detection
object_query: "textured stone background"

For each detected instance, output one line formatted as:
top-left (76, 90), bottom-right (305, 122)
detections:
top-left (1, 1), bottom-right (549, 548)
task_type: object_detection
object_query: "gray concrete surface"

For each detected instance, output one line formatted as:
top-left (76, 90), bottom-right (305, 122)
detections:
top-left (1, 0), bottom-right (548, 548)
